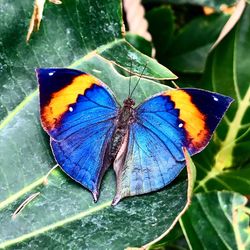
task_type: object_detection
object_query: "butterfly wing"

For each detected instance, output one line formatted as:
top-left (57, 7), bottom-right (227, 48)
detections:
top-left (36, 68), bottom-right (119, 200)
top-left (112, 122), bottom-right (186, 205)
top-left (113, 88), bottom-right (233, 204)
top-left (136, 88), bottom-right (234, 157)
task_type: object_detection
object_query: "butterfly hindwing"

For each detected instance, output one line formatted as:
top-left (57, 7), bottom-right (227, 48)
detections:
top-left (36, 68), bottom-right (119, 199)
top-left (113, 122), bottom-right (186, 204)
top-left (113, 88), bottom-right (233, 203)
top-left (51, 119), bottom-right (116, 199)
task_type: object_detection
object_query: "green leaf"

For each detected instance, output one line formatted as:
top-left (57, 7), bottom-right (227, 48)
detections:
top-left (146, 5), bottom-right (175, 61)
top-left (165, 13), bottom-right (229, 73)
top-left (180, 191), bottom-right (250, 250)
top-left (125, 33), bottom-right (153, 57)
top-left (146, 6), bottom-right (229, 73)
top-left (0, 56), bottom-right (188, 249)
top-left (97, 40), bottom-right (177, 80)
top-left (0, 0), bottom-right (187, 248)
top-left (194, 3), bottom-right (250, 194)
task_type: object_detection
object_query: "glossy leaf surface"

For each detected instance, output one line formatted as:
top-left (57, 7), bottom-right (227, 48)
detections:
top-left (0, 0), bottom-right (187, 249)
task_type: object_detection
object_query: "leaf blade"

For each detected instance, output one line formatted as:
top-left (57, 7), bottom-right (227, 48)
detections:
top-left (180, 192), bottom-right (250, 250)
top-left (194, 3), bottom-right (250, 194)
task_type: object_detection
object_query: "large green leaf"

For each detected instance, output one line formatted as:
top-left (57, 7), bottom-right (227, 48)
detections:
top-left (0, 56), bottom-right (188, 249)
top-left (165, 13), bottom-right (229, 73)
top-left (180, 191), bottom-right (250, 249)
top-left (194, 3), bottom-right (250, 194)
top-left (0, 0), bottom-right (188, 248)
top-left (146, 5), bottom-right (175, 61)
top-left (146, 6), bottom-right (229, 73)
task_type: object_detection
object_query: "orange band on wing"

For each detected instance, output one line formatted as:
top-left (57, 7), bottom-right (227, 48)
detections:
top-left (164, 89), bottom-right (209, 148)
top-left (41, 74), bottom-right (101, 130)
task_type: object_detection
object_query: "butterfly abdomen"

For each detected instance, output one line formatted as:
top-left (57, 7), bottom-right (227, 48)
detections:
top-left (109, 99), bottom-right (136, 161)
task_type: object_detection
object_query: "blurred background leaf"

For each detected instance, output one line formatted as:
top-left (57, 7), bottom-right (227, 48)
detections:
top-left (146, 5), bottom-right (229, 73)
top-left (146, 5), bottom-right (174, 58)
top-left (194, 3), bottom-right (250, 194)
top-left (180, 192), bottom-right (250, 249)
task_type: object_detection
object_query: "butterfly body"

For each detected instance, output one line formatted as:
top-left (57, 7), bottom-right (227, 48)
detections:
top-left (109, 98), bottom-right (135, 159)
top-left (36, 68), bottom-right (233, 205)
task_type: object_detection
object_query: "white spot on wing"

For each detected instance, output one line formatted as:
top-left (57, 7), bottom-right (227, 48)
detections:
top-left (49, 71), bottom-right (55, 76)
top-left (178, 123), bottom-right (183, 128)
top-left (213, 96), bottom-right (219, 101)
top-left (69, 107), bottom-right (73, 112)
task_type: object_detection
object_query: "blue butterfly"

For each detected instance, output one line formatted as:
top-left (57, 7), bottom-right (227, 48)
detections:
top-left (36, 68), bottom-right (233, 205)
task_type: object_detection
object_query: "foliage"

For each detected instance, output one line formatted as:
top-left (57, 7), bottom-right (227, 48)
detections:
top-left (147, 0), bottom-right (250, 249)
top-left (0, 0), bottom-right (249, 249)
top-left (180, 191), bottom-right (250, 249)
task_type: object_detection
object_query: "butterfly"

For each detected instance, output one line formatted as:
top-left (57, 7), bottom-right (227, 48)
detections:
top-left (36, 68), bottom-right (233, 205)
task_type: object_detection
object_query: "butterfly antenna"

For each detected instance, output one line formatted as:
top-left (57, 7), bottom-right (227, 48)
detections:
top-left (128, 58), bottom-right (133, 98)
top-left (130, 62), bottom-right (148, 98)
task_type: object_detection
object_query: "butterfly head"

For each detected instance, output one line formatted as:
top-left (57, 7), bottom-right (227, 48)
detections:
top-left (123, 97), bottom-right (135, 107)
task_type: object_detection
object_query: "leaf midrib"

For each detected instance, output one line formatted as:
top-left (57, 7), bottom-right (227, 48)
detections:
top-left (0, 200), bottom-right (112, 248)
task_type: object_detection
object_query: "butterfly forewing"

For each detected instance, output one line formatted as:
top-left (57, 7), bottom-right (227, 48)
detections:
top-left (36, 68), bottom-right (119, 199)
